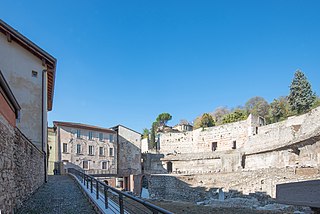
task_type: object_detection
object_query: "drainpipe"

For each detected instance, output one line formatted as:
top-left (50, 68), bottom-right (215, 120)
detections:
top-left (42, 70), bottom-right (48, 183)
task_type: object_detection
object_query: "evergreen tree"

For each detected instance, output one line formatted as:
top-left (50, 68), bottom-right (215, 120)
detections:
top-left (288, 70), bottom-right (315, 114)
top-left (199, 113), bottom-right (215, 128)
top-left (150, 122), bottom-right (159, 148)
top-left (156, 113), bottom-right (172, 126)
top-left (142, 128), bottom-right (150, 139)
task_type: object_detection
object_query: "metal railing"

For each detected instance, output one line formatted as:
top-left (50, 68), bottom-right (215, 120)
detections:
top-left (68, 168), bottom-right (172, 214)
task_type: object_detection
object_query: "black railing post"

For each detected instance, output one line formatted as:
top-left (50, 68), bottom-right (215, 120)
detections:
top-left (119, 194), bottom-right (124, 214)
top-left (104, 186), bottom-right (108, 209)
top-left (90, 178), bottom-right (93, 193)
top-left (86, 175), bottom-right (89, 189)
top-left (96, 180), bottom-right (99, 199)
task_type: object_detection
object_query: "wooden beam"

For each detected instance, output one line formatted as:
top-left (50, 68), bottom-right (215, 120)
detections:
top-left (6, 32), bottom-right (11, 42)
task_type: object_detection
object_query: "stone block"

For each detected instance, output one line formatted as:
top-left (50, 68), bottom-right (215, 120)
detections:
top-left (276, 180), bottom-right (320, 208)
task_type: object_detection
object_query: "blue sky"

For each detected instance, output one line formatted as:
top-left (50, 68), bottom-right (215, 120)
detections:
top-left (1, 1), bottom-right (320, 132)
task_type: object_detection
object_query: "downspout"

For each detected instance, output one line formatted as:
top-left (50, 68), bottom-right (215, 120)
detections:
top-left (42, 70), bottom-right (48, 183)
top-left (116, 128), bottom-right (119, 176)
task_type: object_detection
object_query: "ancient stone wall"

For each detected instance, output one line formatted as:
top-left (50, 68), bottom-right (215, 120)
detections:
top-left (158, 114), bottom-right (260, 155)
top-left (148, 174), bottom-right (208, 202)
top-left (146, 107), bottom-right (320, 201)
top-left (142, 153), bottom-right (167, 174)
top-left (0, 115), bottom-right (44, 213)
top-left (148, 167), bottom-right (320, 201)
top-left (117, 126), bottom-right (141, 176)
top-left (158, 107), bottom-right (320, 173)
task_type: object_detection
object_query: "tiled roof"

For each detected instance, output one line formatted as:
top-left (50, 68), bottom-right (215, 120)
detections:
top-left (53, 121), bottom-right (116, 133)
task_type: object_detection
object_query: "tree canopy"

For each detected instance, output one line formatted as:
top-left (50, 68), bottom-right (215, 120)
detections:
top-left (268, 96), bottom-right (291, 123)
top-left (212, 106), bottom-right (230, 125)
top-left (198, 113), bottom-right (215, 128)
top-left (221, 109), bottom-right (248, 124)
top-left (245, 96), bottom-right (269, 118)
top-left (156, 113), bottom-right (172, 126)
top-left (142, 128), bottom-right (150, 139)
top-left (288, 70), bottom-right (316, 114)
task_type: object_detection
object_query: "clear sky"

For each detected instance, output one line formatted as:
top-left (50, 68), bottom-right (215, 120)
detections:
top-left (1, 1), bottom-right (320, 132)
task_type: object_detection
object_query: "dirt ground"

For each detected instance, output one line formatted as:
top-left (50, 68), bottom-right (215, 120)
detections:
top-left (150, 200), bottom-right (289, 214)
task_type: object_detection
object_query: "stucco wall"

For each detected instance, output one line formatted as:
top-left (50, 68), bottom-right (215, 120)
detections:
top-left (117, 126), bottom-right (142, 176)
top-left (0, 115), bottom-right (44, 213)
top-left (0, 33), bottom-right (45, 149)
top-left (57, 126), bottom-right (117, 174)
top-left (141, 137), bottom-right (149, 153)
top-left (47, 127), bottom-right (57, 175)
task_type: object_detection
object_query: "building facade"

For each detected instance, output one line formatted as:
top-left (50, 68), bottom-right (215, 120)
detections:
top-left (47, 127), bottom-right (57, 175)
top-left (111, 125), bottom-right (142, 192)
top-left (0, 19), bottom-right (56, 212)
top-left (53, 121), bottom-right (117, 174)
top-left (0, 19), bottom-right (56, 151)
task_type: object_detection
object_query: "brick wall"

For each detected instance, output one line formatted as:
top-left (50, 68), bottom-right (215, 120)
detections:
top-left (0, 115), bottom-right (44, 213)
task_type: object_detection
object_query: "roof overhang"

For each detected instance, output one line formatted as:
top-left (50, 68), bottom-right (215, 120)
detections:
top-left (53, 121), bottom-right (116, 134)
top-left (0, 19), bottom-right (57, 111)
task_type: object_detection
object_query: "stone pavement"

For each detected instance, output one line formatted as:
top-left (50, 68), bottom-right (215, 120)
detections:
top-left (17, 175), bottom-right (97, 214)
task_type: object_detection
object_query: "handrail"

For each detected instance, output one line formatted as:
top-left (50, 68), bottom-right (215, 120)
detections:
top-left (68, 168), bottom-right (173, 214)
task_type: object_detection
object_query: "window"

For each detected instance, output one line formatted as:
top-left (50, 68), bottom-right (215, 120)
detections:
top-left (109, 134), bottom-right (114, 142)
top-left (109, 148), bottom-right (114, 156)
top-left (83, 161), bottom-right (89, 169)
top-left (76, 129), bottom-right (81, 138)
top-left (102, 162), bottom-right (108, 169)
top-left (89, 145), bottom-right (94, 155)
top-left (89, 131), bottom-right (93, 140)
top-left (211, 142), bottom-right (217, 151)
top-left (76, 144), bottom-right (81, 154)
top-left (63, 143), bottom-right (67, 153)
top-left (99, 147), bottom-right (104, 156)
top-left (32, 70), bottom-right (38, 78)
top-left (99, 133), bottom-right (103, 141)
top-left (232, 141), bottom-right (236, 149)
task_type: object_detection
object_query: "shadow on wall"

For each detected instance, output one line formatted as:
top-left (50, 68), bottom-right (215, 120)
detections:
top-left (117, 135), bottom-right (142, 176)
top-left (54, 161), bottom-right (84, 175)
top-left (145, 174), bottom-right (275, 206)
top-left (141, 153), bottom-right (168, 174)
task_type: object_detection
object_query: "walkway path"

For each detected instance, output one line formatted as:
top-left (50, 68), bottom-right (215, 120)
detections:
top-left (17, 175), bottom-right (97, 214)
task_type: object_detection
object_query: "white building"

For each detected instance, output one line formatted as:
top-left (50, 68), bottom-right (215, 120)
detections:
top-left (53, 121), bottom-right (118, 174)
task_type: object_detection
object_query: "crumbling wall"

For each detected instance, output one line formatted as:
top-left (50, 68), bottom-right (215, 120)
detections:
top-left (148, 175), bottom-right (208, 202)
top-left (142, 153), bottom-right (167, 174)
top-left (159, 115), bottom-right (261, 155)
top-left (117, 126), bottom-right (141, 176)
top-left (148, 167), bottom-right (320, 201)
top-left (147, 108), bottom-right (320, 201)
top-left (0, 115), bottom-right (44, 213)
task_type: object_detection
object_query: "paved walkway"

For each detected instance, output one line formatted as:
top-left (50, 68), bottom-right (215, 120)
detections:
top-left (17, 175), bottom-right (97, 214)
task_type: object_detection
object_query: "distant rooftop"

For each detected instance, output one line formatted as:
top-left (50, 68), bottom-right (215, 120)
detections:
top-left (53, 121), bottom-right (115, 133)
